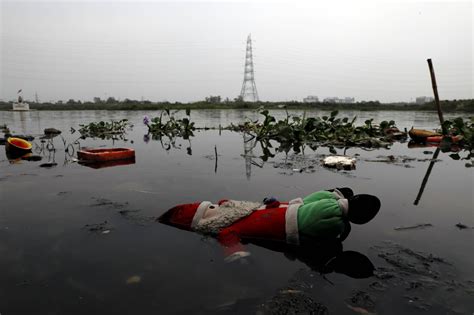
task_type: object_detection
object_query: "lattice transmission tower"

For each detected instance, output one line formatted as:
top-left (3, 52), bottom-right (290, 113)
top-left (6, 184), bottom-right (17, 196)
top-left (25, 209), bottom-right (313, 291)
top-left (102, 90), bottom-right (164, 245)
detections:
top-left (240, 34), bottom-right (259, 102)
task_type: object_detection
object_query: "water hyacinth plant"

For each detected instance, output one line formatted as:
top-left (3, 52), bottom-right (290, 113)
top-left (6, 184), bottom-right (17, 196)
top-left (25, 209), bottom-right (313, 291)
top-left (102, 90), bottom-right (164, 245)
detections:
top-left (143, 115), bottom-right (150, 126)
top-left (227, 110), bottom-right (405, 151)
top-left (438, 117), bottom-right (474, 166)
top-left (144, 109), bottom-right (195, 139)
top-left (77, 119), bottom-right (132, 140)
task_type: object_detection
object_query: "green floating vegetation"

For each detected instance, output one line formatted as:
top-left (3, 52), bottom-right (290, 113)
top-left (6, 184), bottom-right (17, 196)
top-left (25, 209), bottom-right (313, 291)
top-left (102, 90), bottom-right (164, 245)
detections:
top-left (142, 109), bottom-right (473, 166)
top-left (227, 110), bottom-right (405, 152)
top-left (440, 117), bottom-right (474, 146)
top-left (438, 117), bottom-right (474, 166)
top-left (144, 109), bottom-right (195, 140)
top-left (77, 119), bottom-right (132, 140)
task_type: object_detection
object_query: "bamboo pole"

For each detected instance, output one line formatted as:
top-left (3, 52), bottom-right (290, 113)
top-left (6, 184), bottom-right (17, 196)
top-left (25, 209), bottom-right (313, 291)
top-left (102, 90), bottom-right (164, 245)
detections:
top-left (414, 59), bottom-right (446, 205)
top-left (414, 147), bottom-right (440, 205)
top-left (427, 59), bottom-right (446, 133)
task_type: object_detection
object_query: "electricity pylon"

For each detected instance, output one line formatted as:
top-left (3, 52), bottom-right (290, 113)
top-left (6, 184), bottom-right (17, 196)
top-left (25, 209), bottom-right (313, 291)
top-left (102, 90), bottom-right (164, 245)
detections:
top-left (240, 34), bottom-right (259, 102)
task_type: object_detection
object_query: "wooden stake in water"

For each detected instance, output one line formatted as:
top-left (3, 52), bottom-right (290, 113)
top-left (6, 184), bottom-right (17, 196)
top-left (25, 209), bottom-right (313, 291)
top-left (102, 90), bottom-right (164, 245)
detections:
top-left (214, 145), bottom-right (218, 173)
top-left (427, 59), bottom-right (445, 133)
top-left (414, 147), bottom-right (440, 205)
top-left (414, 59), bottom-right (447, 205)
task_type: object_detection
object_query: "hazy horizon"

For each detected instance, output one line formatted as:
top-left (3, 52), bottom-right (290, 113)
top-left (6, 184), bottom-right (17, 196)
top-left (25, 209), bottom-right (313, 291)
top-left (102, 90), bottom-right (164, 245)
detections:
top-left (1, 0), bottom-right (472, 103)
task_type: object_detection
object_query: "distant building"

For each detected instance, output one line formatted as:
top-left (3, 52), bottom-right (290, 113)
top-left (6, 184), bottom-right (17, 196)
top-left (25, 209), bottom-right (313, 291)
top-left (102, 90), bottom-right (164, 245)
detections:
top-left (303, 95), bottom-right (319, 103)
top-left (416, 96), bottom-right (434, 104)
top-left (322, 97), bottom-right (355, 104)
top-left (342, 97), bottom-right (355, 103)
top-left (323, 97), bottom-right (338, 103)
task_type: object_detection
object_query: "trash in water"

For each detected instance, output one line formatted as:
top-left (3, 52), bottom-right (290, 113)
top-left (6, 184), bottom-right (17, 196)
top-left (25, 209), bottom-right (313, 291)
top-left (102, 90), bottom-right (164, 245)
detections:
top-left (77, 147), bottom-right (135, 162)
top-left (44, 128), bottom-right (62, 135)
top-left (5, 137), bottom-right (32, 155)
top-left (322, 156), bottom-right (356, 170)
top-left (83, 221), bottom-right (112, 233)
top-left (159, 189), bottom-right (381, 263)
top-left (41, 128), bottom-right (61, 139)
top-left (455, 223), bottom-right (472, 230)
top-left (394, 223), bottom-right (433, 231)
top-left (0, 134), bottom-right (35, 145)
top-left (39, 163), bottom-right (58, 168)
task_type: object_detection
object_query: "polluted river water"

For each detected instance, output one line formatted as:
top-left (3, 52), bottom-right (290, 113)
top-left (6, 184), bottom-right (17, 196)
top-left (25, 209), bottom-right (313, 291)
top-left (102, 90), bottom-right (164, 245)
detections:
top-left (0, 109), bottom-right (473, 314)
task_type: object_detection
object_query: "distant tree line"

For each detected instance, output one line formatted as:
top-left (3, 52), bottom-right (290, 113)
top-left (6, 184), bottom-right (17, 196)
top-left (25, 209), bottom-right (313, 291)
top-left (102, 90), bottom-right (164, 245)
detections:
top-left (0, 96), bottom-right (473, 112)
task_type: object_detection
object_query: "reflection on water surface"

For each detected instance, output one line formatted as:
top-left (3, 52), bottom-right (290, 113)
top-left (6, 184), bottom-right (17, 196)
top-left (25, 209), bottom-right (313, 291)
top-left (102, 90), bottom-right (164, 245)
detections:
top-left (0, 110), bottom-right (473, 314)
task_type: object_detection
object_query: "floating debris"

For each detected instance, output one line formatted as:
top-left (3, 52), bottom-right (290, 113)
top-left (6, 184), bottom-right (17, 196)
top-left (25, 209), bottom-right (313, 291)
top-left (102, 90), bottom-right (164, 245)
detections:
top-left (322, 156), bottom-right (356, 170)
top-left (83, 221), bottom-right (112, 233)
top-left (394, 223), bottom-right (433, 231)
top-left (44, 128), bottom-right (61, 135)
top-left (367, 155), bottom-right (416, 163)
top-left (78, 119), bottom-right (131, 140)
top-left (455, 223), bottom-right (472, 230)
top-left (228, 110), bottom-right (405, 150)
top-left (0, 134), bottom-right (35, 145)
top-left (39, 162), bottom-right (58, 168)
top-left (41, 128), bottom-right (62, 139)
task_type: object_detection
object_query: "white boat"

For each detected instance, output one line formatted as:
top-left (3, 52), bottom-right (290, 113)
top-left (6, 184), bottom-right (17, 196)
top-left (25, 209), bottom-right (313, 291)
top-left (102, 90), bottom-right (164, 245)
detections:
top-left (12, 102), bottom-right (30, 111)
top-left (12, 92), bottom-right (30, 111)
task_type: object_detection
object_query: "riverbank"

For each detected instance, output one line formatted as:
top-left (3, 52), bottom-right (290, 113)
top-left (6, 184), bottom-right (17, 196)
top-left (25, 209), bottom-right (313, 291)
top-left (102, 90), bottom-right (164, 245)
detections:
top-left (1, 99), bottom-right (473, 112)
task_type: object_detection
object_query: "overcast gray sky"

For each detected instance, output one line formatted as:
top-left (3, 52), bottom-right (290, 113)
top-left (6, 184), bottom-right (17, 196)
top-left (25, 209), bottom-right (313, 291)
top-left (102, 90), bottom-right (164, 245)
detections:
top-left (1, 0), bottom-right (472, 103)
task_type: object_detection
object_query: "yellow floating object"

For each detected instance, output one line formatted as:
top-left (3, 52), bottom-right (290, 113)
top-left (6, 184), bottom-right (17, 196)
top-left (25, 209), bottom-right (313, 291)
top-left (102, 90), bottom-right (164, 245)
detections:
top-left (408, 128), bottom-right (441, 142)
top-left (6, 137), bottom-right (32, 151)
